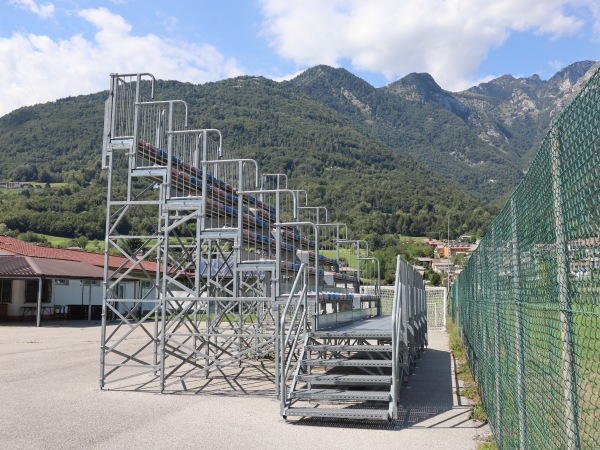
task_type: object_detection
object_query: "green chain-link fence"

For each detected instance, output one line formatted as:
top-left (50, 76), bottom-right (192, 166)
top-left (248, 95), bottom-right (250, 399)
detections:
top-left (452, 67), bottom-right (600, 449)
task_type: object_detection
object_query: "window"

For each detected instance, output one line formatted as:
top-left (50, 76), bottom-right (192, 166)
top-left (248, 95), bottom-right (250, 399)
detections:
top-left (24, 280), bottom-right (52, 303)
top-left (0, 280), bottom-right (11, 304)
top-left (54, 279), bottom-right (69, 285)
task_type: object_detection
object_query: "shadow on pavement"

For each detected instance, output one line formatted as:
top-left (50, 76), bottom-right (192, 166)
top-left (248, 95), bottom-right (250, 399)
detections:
top-left (290, 347), bottom-right (486, 431)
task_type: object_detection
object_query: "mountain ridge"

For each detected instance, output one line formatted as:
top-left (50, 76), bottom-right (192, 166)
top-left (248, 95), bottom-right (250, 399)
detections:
top-left (0, 60), bottom-right (596, 244)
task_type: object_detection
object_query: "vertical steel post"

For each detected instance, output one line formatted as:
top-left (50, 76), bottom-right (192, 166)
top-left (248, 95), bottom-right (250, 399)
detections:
top-left (550, 130), bottom-right (580, 449)
top-left (275, 191), bottom-right (281, 298)
top-left (401, 259), bottom-right (409, 377)
top-left (480, 253), bottom-right (488, 409)
top-left (314, 225), bottom-right (320, 311)
top-left (201, 130), bottom-right (208, 234)
top-left (194, 160), bottom-right (202, 363)
top-left (87, 283), bottom-right (92, 321)
top-left (198, 131), bottom-right (210, 374)
top-left (126, 74), bottom-right (141, 202)
top-left (511, 197), bottom-right (527, 450)
top-left (492, 224), bottom-right (502, 440)
top-left (391, 255), bottom-right (401, 419)
top-left (237, 160), bottom-right (244, 359)
top-left (274, 303), bottom-right (280, 396)
top-left (36, 277), bottom-right (42, 328)
top-left (336, 224), bottom-right (341, 265)
top-left (100, 75), bottom-right (117, 388)
top-left (153, 184), bottom-right (164, 370)
top-left (356, 243), bottom-right (360, 291)
top-left (159, 101), bottom-right (176, 392)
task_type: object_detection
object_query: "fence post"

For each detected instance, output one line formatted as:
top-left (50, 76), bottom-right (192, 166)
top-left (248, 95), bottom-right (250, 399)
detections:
top-left (458, 285), bottom-right (462, 339)
top-left (492, 224), bottom-right (502, 440)
top-left (511, 198), bottom-right (527, 450)
top-left (550, 129), bottom-right (580, 449)
top-left (479, 254), bottom-right (489, 411)
top-left (442, 287), bottom-right (447, 328)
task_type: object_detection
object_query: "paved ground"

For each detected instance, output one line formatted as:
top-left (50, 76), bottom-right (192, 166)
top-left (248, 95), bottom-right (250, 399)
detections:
top-left (0, 322), bottom-right (491, 449)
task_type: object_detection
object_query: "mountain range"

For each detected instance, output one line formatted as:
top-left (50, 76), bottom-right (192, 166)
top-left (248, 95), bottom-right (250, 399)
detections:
top-left (291, 60), bottom-right (598, 202)
top-left (0, 60), bottom-right (597, 245)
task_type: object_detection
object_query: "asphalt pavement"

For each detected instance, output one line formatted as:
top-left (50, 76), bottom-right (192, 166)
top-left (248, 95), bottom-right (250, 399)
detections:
top-left (0, 322), bottom-right (491, 449)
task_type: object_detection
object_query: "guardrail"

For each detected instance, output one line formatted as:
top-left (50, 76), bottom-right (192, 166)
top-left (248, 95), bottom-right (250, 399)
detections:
top-left (276, 263), bottom-right (309, 414)
top-left (391, 255), bottom-right (426, 419)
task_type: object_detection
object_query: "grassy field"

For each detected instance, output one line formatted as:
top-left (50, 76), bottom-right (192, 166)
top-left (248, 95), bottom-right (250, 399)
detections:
top-left (321, 248), bottom-right (362, 267)
top-left (23, 233), bottom-right (105, 253)
top-left (399, 235), bottom-right (429, 243)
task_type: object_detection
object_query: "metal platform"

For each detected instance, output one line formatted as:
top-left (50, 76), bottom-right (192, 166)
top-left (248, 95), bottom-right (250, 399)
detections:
top-left (280, 256), bottom-right (427, 421)
top-left (312, 315), bottom-right (393, 338)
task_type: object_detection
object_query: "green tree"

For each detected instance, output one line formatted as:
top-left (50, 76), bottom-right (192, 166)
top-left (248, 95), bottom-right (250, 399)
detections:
top-left (428, 272), bottom-right (442, 286)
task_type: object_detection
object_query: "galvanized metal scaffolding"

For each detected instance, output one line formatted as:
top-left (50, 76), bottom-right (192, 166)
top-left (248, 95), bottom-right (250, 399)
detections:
top-left (98, 73), bottom-right (384, 395)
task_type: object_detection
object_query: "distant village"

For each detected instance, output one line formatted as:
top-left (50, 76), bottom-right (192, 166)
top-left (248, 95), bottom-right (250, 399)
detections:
top-left (416, 237), bottom-right (479, 284)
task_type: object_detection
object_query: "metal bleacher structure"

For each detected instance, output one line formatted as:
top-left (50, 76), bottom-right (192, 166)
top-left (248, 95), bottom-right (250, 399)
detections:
top-left (99, 73), bottom-right (427, 421)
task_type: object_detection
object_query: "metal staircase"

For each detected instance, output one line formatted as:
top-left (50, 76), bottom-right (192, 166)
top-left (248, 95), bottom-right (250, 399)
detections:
top-left (285, 328), bottom-right (395, 420)
top-left (279, 256), bottom-right (427, 421)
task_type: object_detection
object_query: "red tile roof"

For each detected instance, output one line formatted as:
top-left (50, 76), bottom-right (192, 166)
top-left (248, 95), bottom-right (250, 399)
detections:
top-left (0, 235), bottom-right (158, 273)
top-left (0, 256), bottom-right (108, 279)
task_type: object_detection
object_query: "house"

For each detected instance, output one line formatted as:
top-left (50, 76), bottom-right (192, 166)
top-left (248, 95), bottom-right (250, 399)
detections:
top-left (437, 242), bottom-right (479, 258)
top-left (0, 235), bottom-right (157, 324)
top-left (431, 259), bottom-right (456, 274)
top-left (0, 255), bottom-right (137, 324)
top-left (417, 257), bottom-right (434, 270)
top-left (424, 239), bottom-right (443, 249)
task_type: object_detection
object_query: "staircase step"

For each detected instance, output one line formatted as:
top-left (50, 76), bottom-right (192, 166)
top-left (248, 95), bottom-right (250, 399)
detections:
top-left (297, 374), bottom-right (391, 385)
top-left (303, 359), bottom-right (392, 368)
top-left (306, 344), bottom-right (391, 352)
top-left (291, 389), bottom-right (391, 402)
top-left (285, 407), bottom-right (390, 420)
top-left (311, 331), bottom-right (391, 340)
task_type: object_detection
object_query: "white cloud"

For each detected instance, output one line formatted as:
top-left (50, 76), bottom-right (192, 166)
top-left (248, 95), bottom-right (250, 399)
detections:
top-left (258, 0), bottom-right (599, 91)
top-left (549, 59), bottom-right (565, 71)
top-left (0, 7), bottom-right (244, 117)
top-left (9, 0), bottom-right (54, 19)
top-left (269, 70), bottom-right (305, 82)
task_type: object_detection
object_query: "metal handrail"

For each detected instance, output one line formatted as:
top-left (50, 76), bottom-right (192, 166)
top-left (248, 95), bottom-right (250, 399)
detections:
top-left (279, 263), bottom-right (309, 415)
top-left (390, 255), bottom-right (426, 420)
top-left (391, 256), bottom-right (402, 419)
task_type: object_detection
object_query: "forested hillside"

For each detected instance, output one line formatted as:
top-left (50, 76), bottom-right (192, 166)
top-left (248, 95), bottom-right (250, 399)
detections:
top-left (0, 61), bottom-right (594, 253)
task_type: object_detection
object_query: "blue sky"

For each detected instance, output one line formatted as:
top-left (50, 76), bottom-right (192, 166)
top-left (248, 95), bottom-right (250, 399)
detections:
top-left (0, 0), bottom-right (599, 117)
